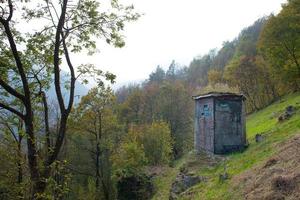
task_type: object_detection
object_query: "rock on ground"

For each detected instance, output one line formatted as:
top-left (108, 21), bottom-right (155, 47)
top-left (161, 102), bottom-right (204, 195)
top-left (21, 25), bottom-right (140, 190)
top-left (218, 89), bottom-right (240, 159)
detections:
top-left (169, 172), bottom-right (205, 200)
top-left (278, 105), bottom-right (296, 122)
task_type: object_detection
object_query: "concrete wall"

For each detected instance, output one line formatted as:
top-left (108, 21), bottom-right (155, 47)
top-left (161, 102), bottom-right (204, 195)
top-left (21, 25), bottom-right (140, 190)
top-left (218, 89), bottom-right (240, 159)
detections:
top-left (214, 98), bottom-right (245, 154)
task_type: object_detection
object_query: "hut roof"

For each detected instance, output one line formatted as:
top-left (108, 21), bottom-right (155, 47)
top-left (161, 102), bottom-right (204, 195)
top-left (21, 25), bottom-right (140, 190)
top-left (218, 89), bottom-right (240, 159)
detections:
top-left (192, 92), bottom-right (246, 100)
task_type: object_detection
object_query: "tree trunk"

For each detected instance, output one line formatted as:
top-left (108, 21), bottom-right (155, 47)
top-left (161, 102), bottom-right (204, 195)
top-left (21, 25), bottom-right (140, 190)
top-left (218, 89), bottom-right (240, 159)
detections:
top-left (17, 142), bottom-right (23, 184)
top-left (100, 149), bottom-right (112, 200)
top-left (24, 118), bottom-right (44, 199)
top-left (96, 143), bottom-right (100, 190)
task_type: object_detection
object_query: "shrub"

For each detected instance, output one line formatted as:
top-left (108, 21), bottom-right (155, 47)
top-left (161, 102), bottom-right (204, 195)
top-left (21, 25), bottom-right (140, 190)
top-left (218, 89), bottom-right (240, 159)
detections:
top-left (141, 121), bottom-right (173, 165)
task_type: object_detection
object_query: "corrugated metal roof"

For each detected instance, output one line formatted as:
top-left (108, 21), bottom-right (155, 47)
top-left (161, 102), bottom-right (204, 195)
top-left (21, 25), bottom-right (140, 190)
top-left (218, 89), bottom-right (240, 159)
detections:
top-left (192, 92), bottom-right (246, 100)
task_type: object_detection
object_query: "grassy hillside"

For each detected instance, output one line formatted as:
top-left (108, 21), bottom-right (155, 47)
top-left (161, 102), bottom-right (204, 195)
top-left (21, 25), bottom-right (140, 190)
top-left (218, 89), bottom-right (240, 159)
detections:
top-left (152, 92), bottom-right (300, 200)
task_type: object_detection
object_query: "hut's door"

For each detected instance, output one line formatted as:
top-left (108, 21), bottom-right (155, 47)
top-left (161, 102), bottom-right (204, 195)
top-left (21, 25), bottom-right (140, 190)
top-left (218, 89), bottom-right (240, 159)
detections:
top-left (199, 103), bottom-right (214, 152)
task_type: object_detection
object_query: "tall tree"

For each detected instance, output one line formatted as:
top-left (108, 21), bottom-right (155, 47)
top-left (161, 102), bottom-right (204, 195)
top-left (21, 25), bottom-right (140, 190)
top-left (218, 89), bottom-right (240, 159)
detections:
top-left (156, 81), bottom-right (193, 157)
top-left (149, 65), bottom-right (165, 83)
top-left (0, 0), bottom-right (138, 198)
top-left (259, 0), bottom-right (300, 90)
top-left (70, 86), bottom-right (122, 200)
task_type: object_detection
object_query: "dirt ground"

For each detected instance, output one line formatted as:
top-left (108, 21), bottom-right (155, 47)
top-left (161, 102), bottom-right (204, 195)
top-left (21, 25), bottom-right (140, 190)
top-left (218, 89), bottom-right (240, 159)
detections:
top-left (233, 134), bottom-right (300, 200)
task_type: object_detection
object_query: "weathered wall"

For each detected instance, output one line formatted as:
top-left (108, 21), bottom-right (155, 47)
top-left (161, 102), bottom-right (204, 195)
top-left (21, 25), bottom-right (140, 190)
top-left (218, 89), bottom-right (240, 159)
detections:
top-left (241, 101), bottom-right (247, 146)
top-left (194, 98), bottom-right (214, 153)
top-left (214, 98), bottom-right (246, 154)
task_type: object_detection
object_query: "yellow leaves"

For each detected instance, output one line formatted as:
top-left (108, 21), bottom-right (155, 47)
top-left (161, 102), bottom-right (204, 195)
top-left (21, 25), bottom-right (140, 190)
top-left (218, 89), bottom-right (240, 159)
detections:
top-left (208, 69), bottom-right (223, 87)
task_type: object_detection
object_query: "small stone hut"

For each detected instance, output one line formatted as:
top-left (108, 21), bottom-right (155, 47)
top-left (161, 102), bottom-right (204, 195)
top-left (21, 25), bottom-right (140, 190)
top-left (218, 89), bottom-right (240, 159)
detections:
top-left (193, 92), bottom-right (247, 154)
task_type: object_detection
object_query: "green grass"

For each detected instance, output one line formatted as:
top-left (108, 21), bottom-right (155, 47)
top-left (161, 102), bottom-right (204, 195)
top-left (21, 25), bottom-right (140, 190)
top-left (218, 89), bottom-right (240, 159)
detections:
top-left (152, 92), bottom-right (300, 200)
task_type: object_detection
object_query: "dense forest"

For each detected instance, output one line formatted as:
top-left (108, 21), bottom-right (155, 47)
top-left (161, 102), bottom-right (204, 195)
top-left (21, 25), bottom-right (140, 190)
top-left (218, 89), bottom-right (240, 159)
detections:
top-left (0, 0), bottom-right (299, 199)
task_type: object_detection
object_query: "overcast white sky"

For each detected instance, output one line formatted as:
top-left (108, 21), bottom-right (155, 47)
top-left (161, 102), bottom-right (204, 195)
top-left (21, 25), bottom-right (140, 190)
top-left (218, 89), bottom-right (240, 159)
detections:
top-left (75, 0), bottom-right (286, 88)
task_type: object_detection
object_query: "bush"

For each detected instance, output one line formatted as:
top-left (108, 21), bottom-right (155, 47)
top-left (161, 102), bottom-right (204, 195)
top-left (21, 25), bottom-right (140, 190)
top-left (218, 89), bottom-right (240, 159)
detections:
top-left (141, 121), bottom-right (173, 165)
top-left (112, 136), bottom-right (148, 178)
top-left (112, 121), bottom-right (173, 178)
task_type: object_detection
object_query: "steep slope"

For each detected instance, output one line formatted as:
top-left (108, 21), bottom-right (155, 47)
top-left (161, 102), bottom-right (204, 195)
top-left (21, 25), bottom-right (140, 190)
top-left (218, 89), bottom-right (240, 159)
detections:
top-left (233, 134), bottom-right (300, 200)
top-left (152, 92), bottom-right (300, 200)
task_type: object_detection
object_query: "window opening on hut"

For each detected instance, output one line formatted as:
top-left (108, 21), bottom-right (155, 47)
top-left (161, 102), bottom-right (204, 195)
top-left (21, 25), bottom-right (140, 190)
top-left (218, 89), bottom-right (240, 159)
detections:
top-left (203, 104), bottom-right (210, 117)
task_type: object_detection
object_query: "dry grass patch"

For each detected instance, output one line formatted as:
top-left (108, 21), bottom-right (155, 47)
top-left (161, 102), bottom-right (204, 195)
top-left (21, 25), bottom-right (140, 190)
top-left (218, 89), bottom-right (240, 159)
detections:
top-left (233, 134), bottom-right (300, 200)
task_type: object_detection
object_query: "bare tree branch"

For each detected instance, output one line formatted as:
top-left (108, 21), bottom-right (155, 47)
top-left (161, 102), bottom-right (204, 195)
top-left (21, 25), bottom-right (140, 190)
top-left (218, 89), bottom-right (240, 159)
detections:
top-left (0, 78), bottom-right (25, 102)
top-left (0, 5), bottom-right (5, 21)
top-left (31, 69), bottom-right (51, 152)
top-left (7, 0), bottom-right (13, 22)
top-left (1, 20), bottom-right (31, 107)
top-left (4, 122), bottom-right (18, 143)
top-left (0, 102), bottom-right (24, 120)
top-left (53, 1), bottom-right (67, 113)
top-left (46, 0), bottom-right (57, 28)
top-left (61, 32), bottom-right (75, 113)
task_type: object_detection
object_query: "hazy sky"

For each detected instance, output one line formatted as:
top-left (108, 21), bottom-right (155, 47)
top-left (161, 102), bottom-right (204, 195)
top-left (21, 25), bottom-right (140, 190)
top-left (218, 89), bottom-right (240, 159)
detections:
top-left (76, 0), bottom-right (286, 87)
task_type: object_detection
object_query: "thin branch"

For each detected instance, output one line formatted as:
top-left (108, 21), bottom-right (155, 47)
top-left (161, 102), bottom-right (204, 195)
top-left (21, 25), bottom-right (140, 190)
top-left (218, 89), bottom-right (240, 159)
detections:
top-left (36, 25), bottom-right (55, 36)
top-left (42, 91), bottom-right (51, 151)
top-left (0, 78), bottom-right (25, 102)
top-left (0, 5), bottom-right (5, 21)
top-left (87, 128), bottom-right (97, 137)
top-left (49, 1), bottom-right (60, 22)
top-left (7, 0), bottom-right (13, 22)
top-left (5, 122), bottom-right (18, 143)
top-left (1, 20), bottom-right (32, 113)
top-left (53, 2), bottom-right (67, 113)
top-left (46, 0), bottom-right (57, 28)
top-left (75, 72), bottom-right (82, 80)
top-left (0, 115), bottom-right (18, 143)
top-left (0, 102), bottom-right (24, 120)
top-left (281, 40), bottom-right (300, 73)
top-left (31, 69), bottom-right (51, 152)
top-left (61, 31), bottom-right (75, 113)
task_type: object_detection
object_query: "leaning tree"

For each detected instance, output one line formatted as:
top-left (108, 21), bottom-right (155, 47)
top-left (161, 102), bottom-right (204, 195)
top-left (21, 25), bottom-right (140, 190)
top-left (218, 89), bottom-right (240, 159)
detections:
top-left (0, 0), bottom-right (139, 198)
